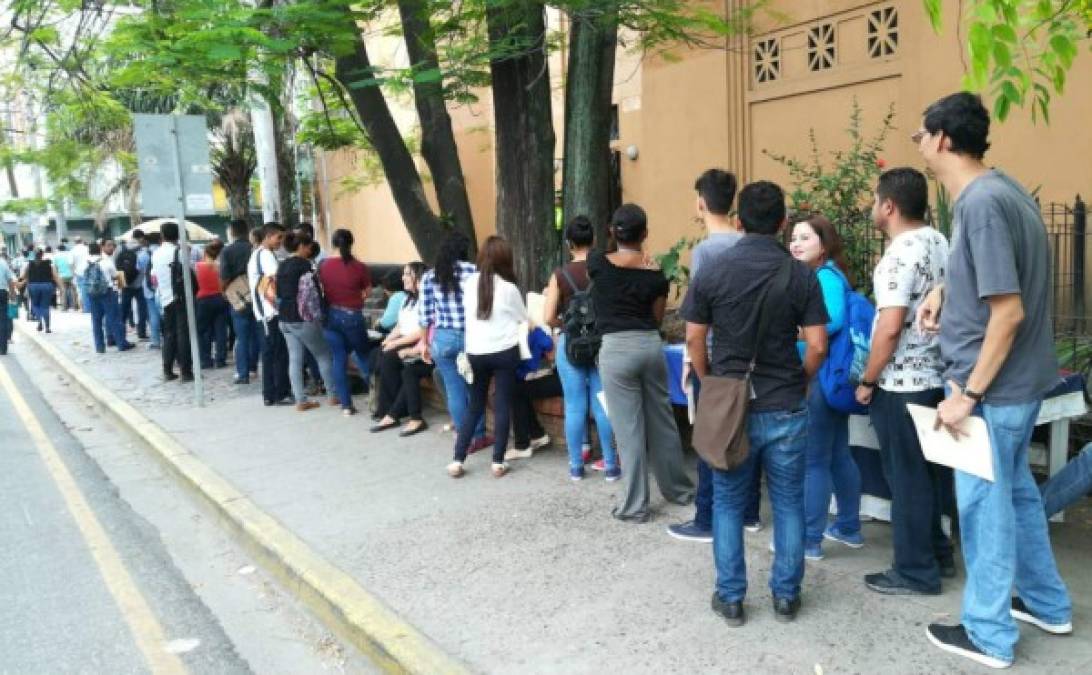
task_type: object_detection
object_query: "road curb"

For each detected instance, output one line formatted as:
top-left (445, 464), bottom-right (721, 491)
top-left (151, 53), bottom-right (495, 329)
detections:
top-left (15, 322), bottom-right (470, 675)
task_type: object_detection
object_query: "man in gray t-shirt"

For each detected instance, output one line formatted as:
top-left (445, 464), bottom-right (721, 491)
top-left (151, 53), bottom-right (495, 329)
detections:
top-left (915, 92), bottom-right (1070, 670)
top-left (940, 169), bottom-right (1057, 402)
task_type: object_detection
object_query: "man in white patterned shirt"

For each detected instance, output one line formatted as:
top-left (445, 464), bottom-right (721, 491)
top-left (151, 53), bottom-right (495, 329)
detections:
top-left (854, 167), bottom-right (954, 596)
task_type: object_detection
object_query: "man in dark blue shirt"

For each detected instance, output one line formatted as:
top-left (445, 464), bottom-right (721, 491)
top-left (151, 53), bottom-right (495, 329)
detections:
top-left (681, 181), bottom-right (828, 626)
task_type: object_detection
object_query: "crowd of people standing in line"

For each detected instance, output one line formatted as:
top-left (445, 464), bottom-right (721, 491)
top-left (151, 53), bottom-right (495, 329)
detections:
top-left (2, 91), bottom-right (1091, 670)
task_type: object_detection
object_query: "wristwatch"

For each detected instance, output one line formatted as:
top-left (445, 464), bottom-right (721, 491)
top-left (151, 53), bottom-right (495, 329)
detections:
top-left (859, 378), bottom-right (877, 389)
top-left (963, 388), bottom-right (985, 402)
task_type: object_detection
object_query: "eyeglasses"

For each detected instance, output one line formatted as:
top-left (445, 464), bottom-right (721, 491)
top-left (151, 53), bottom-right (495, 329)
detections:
top-left (911, 129), bottom-right (930, 144)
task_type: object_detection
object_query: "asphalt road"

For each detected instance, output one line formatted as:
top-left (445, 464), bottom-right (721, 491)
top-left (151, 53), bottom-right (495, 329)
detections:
top-left (0, 355), bottom-right (250, 674)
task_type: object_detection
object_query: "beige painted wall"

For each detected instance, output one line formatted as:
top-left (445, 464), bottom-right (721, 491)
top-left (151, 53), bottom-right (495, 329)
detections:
top-left (322, 0), bottom-right (1092, 266)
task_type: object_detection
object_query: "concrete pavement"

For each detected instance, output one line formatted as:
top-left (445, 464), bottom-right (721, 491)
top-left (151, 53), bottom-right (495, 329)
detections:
top-left (13, 312), bottom-right (1092, 673)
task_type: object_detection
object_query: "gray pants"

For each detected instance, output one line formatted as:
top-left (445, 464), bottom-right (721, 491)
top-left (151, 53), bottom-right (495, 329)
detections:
top-left (280, 320), bottom-right (335, 403)
top-left (599, 330), bottom-right (694, 520)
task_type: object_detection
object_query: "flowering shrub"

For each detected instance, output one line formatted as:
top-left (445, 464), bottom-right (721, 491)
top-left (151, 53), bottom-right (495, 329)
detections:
top-left (763, 99), bottom-right (896, 296)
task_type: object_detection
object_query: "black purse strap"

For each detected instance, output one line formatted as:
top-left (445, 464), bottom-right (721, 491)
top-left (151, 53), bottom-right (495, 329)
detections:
top-left (749, 257), bottom-right (794, 372)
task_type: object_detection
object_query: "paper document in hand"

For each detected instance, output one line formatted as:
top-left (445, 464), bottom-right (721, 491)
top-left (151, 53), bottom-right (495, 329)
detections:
top-left (906, 404), bottom-right (994, 482)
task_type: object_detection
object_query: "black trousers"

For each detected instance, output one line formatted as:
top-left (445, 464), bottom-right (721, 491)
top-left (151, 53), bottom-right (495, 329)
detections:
top-left (453, 347), bottom-right (520, 464)
top-left (377, 348), bottom-right (433, 420)
top-left (870, 387), bottom-right (954, 591)
top-left (161, 300), bottom-right (193, 376)
top-left (512, 372), bottom-right (561, 448)
top-left (260, 317), bottom-right (291, 403)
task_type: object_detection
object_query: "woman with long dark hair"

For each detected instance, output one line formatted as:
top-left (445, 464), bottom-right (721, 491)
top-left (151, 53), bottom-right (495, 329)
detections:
top-left (789, 213), bottom-right (862, 560)
top-left (195, 239), bottom-right (230, 368)
top-left (20, 248), bottom-right (61, 332)
top-left (543, 216), bottom-right (618, 481)
top-left (370, 262), bottom-right (432, 435)
top-left (420, 232), bottom-right (488, 447)
top-left (592, 204), bottom-right (694, 521)
top-left (447, 236), bottom-right (527, 478)
top-left (319, 228), bottom-right (374, 416)
top-left (276, 232), bottom-right (336, 412)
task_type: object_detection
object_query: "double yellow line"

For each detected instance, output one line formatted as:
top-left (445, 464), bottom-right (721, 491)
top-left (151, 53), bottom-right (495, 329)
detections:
top-left (0, 361), bottom-right (188, 675)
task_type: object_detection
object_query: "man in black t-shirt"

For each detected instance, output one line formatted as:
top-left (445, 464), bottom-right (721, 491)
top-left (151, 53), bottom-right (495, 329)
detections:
top-left (680, 181), bottom-right (828, 626)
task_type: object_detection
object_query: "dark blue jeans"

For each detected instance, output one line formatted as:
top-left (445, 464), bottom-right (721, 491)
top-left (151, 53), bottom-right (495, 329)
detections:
top-left (713, 404), bottom-right (807, 603)
top-left (0, 290), bottom-right (11, 353)
top-left (28, 282), bottom-right (54, 329)
top-left (869, 387), bottom-right (952, 591)
top-left (121, 287), bottom-right (148, 337)
top-left (230, 307), bottom-right (261, 379)
top-left (803, 381), bottom-right (860, 545)
top-left (322, 308), bottom-right (374, 410)
top-left (89, 290), bottom-right (128, 352)
top-left (196, 295), bottom-right (230, 367)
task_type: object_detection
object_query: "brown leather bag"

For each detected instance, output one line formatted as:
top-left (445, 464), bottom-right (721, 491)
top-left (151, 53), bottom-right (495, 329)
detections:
top-left (691, 258), bottom-right (792, 471)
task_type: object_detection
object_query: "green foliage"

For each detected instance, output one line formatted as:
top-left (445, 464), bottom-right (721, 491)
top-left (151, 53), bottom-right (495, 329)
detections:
top-left (926, 1), bottom-right (1091, 122)
top-left (653, 236), bottom-right (700, 300)
top-left (763, 99), bottom-right (896, 296)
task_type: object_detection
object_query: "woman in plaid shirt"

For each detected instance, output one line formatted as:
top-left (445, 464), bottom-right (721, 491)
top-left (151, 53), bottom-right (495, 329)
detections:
top-left (419, 233), bottom-right (489, 448)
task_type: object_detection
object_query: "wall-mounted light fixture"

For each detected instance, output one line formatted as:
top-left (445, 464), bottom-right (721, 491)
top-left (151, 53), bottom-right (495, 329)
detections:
top-left (625, 144), bottom-right (639, 161)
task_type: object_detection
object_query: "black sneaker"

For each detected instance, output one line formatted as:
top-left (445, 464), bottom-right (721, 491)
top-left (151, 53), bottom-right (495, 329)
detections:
top-left (711, 593), bottom-right (745, 627)
top-left (772, 596), bottom-right (800, 623)
top-left (163, 372), bottom-right (179, 382)
top-left (926, 623), bottom-right (1012, 669)
top-left (864, 570), bottom-right (941, 596)
top-left (180, 372), bottom-right (195, 383)
top-left (938, 559), bottom-right (957, 579)
top-left (1010, 597), bottom-right (1073, 635)
top-left (666, 520), bottom-right (713, 543)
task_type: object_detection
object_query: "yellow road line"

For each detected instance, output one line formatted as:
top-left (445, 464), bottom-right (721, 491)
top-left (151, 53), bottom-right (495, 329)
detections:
top-left (0, 361), bottom-right (188, 675)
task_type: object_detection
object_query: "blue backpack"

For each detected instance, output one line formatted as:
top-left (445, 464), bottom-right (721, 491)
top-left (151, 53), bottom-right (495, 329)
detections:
top-left (85, 261), bottom-right (111, 298)
top-left (817, 265), bottom-right (875, 415)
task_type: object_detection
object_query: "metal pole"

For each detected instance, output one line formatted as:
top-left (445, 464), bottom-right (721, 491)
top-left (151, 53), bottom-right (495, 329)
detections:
top-left (168, 116), bottom-right (205, 406)
top-left (1075, 195), bottom-right (1086, 333)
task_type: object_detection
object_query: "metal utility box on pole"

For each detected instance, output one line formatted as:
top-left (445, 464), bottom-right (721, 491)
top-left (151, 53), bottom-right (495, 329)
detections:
top-left (133, 114), bottom-right (215, 407)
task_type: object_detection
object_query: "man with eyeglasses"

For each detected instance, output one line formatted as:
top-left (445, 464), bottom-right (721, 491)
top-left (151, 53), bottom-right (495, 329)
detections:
top-left (913, 92), bottom-right (1071, 669)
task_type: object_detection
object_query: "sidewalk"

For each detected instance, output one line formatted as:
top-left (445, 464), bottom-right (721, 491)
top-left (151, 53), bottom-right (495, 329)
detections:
top-left (14, 311), bottom-right (1092, 673)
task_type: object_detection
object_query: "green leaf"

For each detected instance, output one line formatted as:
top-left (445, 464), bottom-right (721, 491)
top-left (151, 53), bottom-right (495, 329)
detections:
top-left (990, 23), bottom-right (1017, 44)
top-left (992, 41), bottom-right (1012, 70)
top-left (923, 0), bottom-right (944, 32)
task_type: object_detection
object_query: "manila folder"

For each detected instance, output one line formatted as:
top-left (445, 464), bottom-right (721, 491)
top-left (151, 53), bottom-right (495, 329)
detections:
top-left (906, 404), bottom-right (994, 482)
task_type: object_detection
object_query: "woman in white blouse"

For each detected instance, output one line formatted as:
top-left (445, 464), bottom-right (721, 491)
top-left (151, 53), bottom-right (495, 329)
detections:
top-left (370, 262), bottom-right (432, 437)
top-left (447, 236), bottom-right (528, 478)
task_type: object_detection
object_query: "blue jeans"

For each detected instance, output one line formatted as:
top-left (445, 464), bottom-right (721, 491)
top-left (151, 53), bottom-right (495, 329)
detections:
top-left (121, 287), bottom-right (148, 336)
top-left (0, 290), bottom-right (11, 353)
top-left (804, 382), bottom-right (860, 545)
top-left (958, 399), bottom-right (1071, 662)
top-left (28, 282), bottom-right (54, 329)
top-left (431, 327), bottom-right (484, 438)
top-left (146, 294), bottom-right (162, 347)
top-left (322, 308), bottom-right (375, 411)
top-left (713, 405), bottom-right (807, 603)
top-left (555, 334), bottom-right (616, 471)
top-left (76, 276), bottom-right (90, 313)
top-left (230, 307), bottom-right (261, 380)
top-left (89, 290), bottom-right (128, 352)
top-left (1041, 443), bottom-right (1092, 518)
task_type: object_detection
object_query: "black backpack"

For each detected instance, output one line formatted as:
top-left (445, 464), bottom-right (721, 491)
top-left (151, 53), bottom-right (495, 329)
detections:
top-left (170, 247), bottom-right (196, 299)
top-left (116, 248), bottom-right (139, 285)
top-left (560, 267), bottom-right (600, 367)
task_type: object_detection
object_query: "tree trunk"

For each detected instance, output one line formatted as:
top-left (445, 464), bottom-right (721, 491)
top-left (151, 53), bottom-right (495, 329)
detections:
top-left (228, 186), bottom-right (250, 220)
top-left (127, 174), bottom-right (142, 228)
top-left (250, 99), bottom-right (281, 224)
top-left (487, 1), bottom-right (557, 291)
top-left (272, 101), bottom-right (297, 229)
top-left (397, 0), bottom-right (477, 254)
top-left (335, 35), bottom-right (449, 264)
top-left (562, 8), bottom-right (618, 250)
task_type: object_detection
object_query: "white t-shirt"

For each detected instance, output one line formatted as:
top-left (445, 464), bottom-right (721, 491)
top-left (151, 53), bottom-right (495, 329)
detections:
top-left (87, 254), bottom-right (120, 293)
top-left (872, 226), bottom-right (949, 392)
top-left (151, 242), bottom-right (178, 307)
top-left (247, 248), bottom-right (280, 322)
top-left (396, 299), bottom-right (421, 337)
top-left (461, 273), bottom-right (527, 355)
top-left (71, 243), bottom-right (90, 276)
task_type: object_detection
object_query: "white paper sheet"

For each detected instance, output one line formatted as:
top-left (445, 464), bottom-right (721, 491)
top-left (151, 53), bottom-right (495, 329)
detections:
top-left (907, 404), bottom-right (994, 482)
top-left (526, 292), bottom-right (546, 327)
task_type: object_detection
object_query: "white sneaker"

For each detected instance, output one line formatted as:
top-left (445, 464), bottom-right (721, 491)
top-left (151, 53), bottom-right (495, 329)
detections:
top-left (529, 434), bottom-right (551, 450)
top-left (491, 462), bottom-right (509, 478)
top-left (447, 461), bottom-right (465, 478)
top-left (504, 447), bottom-right (534, 461)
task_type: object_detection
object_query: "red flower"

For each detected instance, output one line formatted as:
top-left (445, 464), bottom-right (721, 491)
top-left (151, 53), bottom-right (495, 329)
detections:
top-left (876, 158), bottom-right (887, 168)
